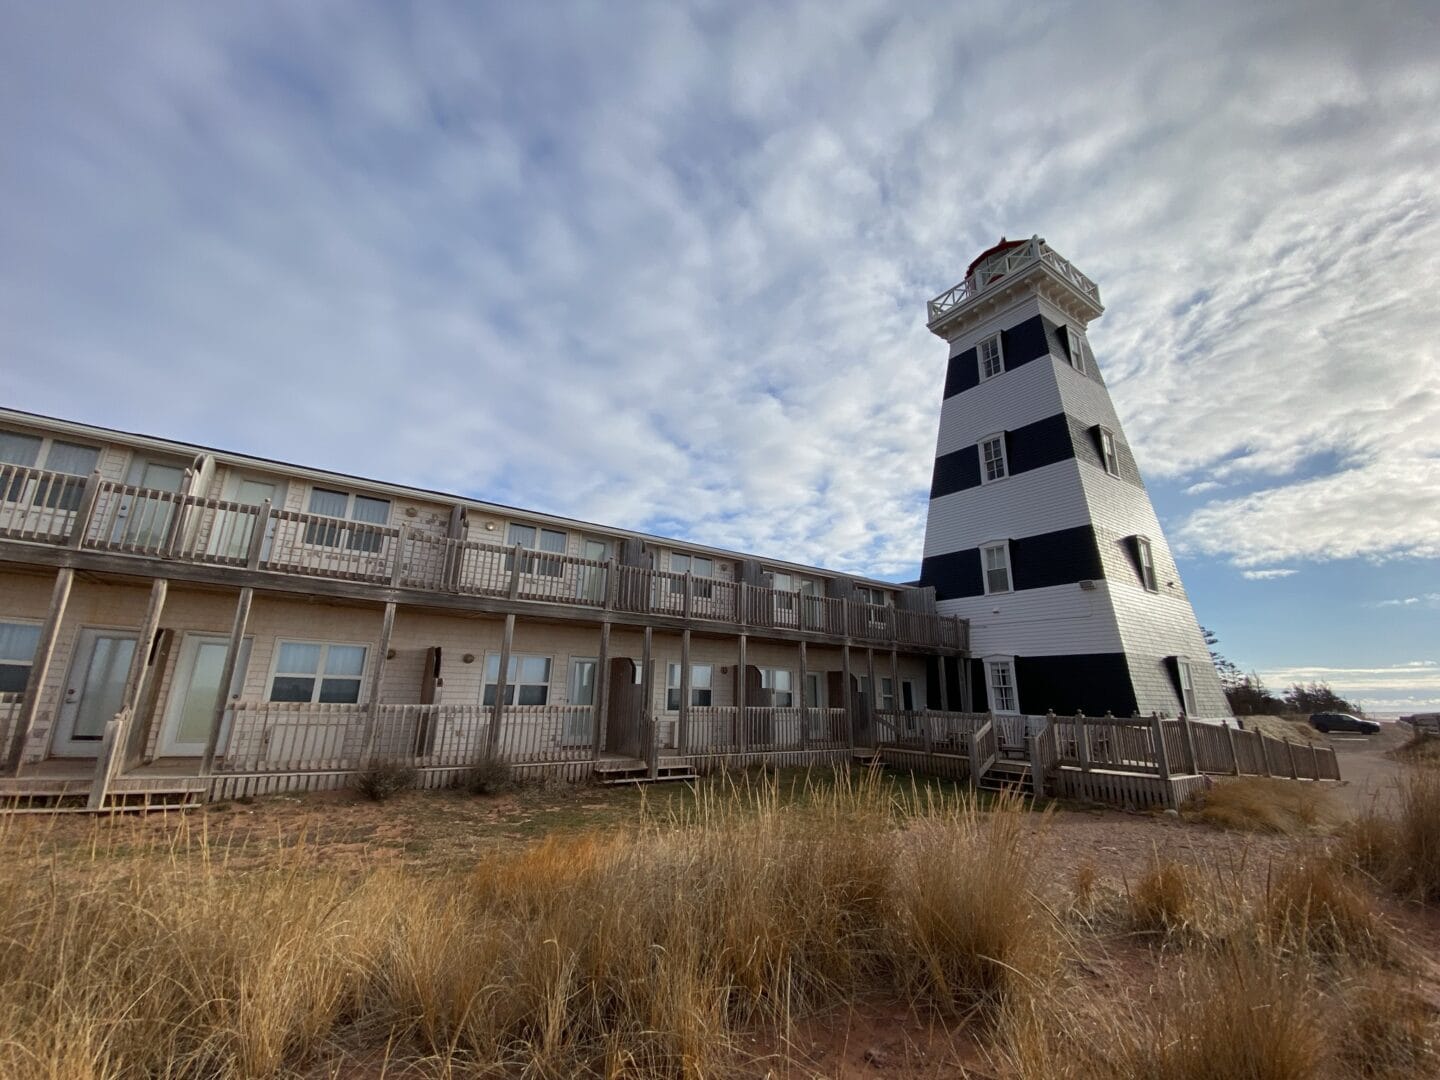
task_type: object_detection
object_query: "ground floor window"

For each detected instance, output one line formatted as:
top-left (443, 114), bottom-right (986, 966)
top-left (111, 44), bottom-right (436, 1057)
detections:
top-left (268, 641), bottom-right (367, 703)
top-left (483, 653), bottom-right (552, 706)
top-left (985, 659), bottom-right (1018, 713)
top-left (760, 668), bottom-right (794, 707)
top-left (666, 663), bottom-right (713, 709)
top-left (0, 620), bottom-right (41, 693)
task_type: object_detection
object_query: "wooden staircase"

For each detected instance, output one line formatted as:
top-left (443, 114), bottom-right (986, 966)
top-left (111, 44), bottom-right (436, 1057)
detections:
top-left (977, 757), bottom-right (1034, 795)
top-left (593, 758), bottom-right (699, 786)
top-left (0, 775), bottom-right (208, 813)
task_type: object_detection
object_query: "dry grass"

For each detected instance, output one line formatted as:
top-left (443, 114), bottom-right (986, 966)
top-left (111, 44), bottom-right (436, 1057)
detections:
top-left (1390, 730), bottom-right (1440, 765)
top-left (1184, 775), bottom-right (1344, 834)
top-left (1126, 858), bottom-right (1201, 937)
top-left (0, 770), bottom-right (1056, 1079)
top-left (1341, 766), bottom-right (1440, 903)
top-left (1333, 970), bottom-right (1440, 1078)
top-left (1262, 857), bottom-right (1395, 964)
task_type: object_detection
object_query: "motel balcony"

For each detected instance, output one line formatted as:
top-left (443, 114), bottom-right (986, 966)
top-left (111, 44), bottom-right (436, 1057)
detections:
top-left (0, 464), bottom-right (968, 653)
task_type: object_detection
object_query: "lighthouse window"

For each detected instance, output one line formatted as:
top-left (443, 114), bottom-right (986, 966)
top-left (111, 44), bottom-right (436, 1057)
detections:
top-left (981, 542), bottom-right (1012, 595)
top-left (1132, 536), bottom-right (1158, 592)
top-left (980, 435), bottom-right (1008, 483)
top-left (985, 659), bottom-right (1018, 714)
top-left (1099, 428), bottom-right (1120, 476)
top-left (977, 334), bottom-right (1004, 380)
top-left (1067, 328), bottom-right (1091, 373)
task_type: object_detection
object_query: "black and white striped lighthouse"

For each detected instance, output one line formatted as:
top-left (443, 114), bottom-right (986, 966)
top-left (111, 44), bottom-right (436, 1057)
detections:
top-left (919, 237), bottom-right (1230, 719)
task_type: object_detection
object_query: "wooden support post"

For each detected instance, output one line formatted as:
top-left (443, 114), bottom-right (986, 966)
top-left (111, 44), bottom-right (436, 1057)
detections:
top-left (683, 573), bottom-right (693, 620)
top-left (359, 601), bottom-right (397, 765)
top-left (641, 626), bottom-right (657, 778)
top-left (64, 471), bottom-right (103, 549)
top-left (841, 643), bottom-right (855, 750)
top-left (1224, 721), bottom-right (1241, 775)
top-left (115, 578), bottom-right (167, 767)
top-left (866, 648), bottom-right (879, 717)
top-left (737, 633), bottom-right (748, 755)
top-left (1308, 741), bottom-right (1320, 781)
top-left (201, 587), bottom-right (253, 775)
top-left (678, 629), bottom-right (692, 756)
top-left (958, 656), bottom-right (974, 712)
top-left (6, 568), bottom-right (75, 775)
top-left (389, 528), bottom-right (407, 587)
top-left (1150, 714), bottom-right (1171, 780)
top-left (797, 639), bottom-right (809, 750)
top-left (936, 656), bottom-right (949, 712)
top-left (1075, 713), bottom-right (1092, 773)
top-left (1178, 714), bottom-right (1198, 774)
top-left (591, 621), bottom-right (611, 760)
top-left (889, 648), bottom-right (902, 718)
top-left (160, 469), bottom-right (192, 557)
top-left (488, 613), bottom-right (516, 755)
top-left (246, 499), bottom-right (273, 571)
top-left (1285, 739), bottom-right (1299, 779)
top-left (508, 544), bottom-right (524, 599)
top-left (604, 556), bottom-right (619, 610)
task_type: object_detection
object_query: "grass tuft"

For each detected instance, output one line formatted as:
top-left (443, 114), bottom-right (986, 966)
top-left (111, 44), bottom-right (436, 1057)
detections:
top-left (354, 762), bottom-right (418, 802)
top-left (1184, 775), bottom-right (1343, 833)
top-left (1341, 766), bottom-right (1440, 903)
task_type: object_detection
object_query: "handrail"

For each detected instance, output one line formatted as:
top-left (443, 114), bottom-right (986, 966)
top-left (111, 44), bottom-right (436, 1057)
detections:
top-left (927, 236), bottom-right (1100, 323)
top-left (0, 474), bottom-right (972, 653)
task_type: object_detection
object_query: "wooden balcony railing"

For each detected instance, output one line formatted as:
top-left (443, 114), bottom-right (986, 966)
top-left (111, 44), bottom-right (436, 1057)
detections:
top-left (0, 468), bottom-right (970, 652)
top-left (926, 235), bottom-right (1100, 324)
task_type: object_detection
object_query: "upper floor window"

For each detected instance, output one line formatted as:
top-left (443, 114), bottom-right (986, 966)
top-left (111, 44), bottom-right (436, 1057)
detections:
top-left (306, 488), bottom-right (391, 552)
top-left (1132, 535), bottom-right (1158, 591)
top-left (977, 334), bottom-right (1004, 381)
top-left (0, 430), bottom-right (101, 510)
top-left (982, 541), bottom-right (1012, 595)
top-left (483, 653), bottom-right (551, 706)
top-left (670, 552), bottom-right (715, 597)
top-left (666, 663), bottom-right (713, 709)
top-left (980, 434), bottom-right (1008, 483)
top-left (507, 523), bottom-right (567, 576)
top-left (985, 658), bottom-right (1019, 713)
top-left (268, 640), bottom-right (367, 703)
top-left (1067, 328), bottom-right (1091, 373)
top-left (0, 620), bottom-right (41, 694)
top-left (854, 585), bottom-right (892, 607)
top-left (1098, 428), bottom-right (1120, 477)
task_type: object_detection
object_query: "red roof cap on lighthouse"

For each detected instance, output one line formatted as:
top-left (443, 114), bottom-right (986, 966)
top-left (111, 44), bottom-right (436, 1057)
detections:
top-left (966, 236), bottom-right (1027, 280)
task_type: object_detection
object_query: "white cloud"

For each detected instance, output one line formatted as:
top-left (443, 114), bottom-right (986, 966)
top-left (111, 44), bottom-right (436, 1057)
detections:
top-left (1375, 593), bottom-right (1440, 608)
top-left (0, 1), bottom-right (1438, 583)
top-left (1241, 568), bottom-right (1297, 580)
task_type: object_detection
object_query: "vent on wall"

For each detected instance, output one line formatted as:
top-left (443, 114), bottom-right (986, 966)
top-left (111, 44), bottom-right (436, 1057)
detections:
top-left (1078, 579), bottom-right (1096, 591)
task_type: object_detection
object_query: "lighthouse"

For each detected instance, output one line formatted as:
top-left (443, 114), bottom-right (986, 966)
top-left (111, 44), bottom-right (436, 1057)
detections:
top-left (919, 237), bottom-right (1230, 719)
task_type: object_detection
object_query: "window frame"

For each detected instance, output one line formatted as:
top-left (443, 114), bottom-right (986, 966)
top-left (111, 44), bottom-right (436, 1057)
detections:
top-left (759, 667), bottom-right (794, 707)
top-left (0, 430), bottom-right (102, 511)
top-left (304, 487), bottom-right (392, 552)
top-left (1133, 535), bottom-right (1158, 592)
top-left (506, 523), bottom-right (568, 576)
top-left (669, 552), bottom-right (716, 598)
top-left (985, 657), bottom-right (1019, 714)
top-left (665, 662), bottom-right (714, 710)
top-left (1174, 658), bottom-right (1198, 716)
top-left (482, 652), bottom-right (553, 706)
top-left (1098, 427), bottom-right (1120, 477)
top-left (981, 540), bottom-right (1013, 596)
top-left (1067, 327), bottom-right (1091, 374)
top-left (0, 618), bottom-right (42, 696)
top-left (266, 639), bottom-right (370, 704)
top-left (977, 333), bottom-right (1004, 381)
top-left (979, 433), bottom-right (1008, 484)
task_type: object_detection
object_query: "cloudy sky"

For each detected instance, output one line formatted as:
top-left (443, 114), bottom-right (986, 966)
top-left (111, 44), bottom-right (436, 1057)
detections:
top-left (2, 1), bottom-right (1437, 711)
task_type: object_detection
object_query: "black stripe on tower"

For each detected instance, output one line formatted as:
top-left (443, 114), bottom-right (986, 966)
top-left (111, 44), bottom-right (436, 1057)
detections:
top-left (968, 654), bottom-right (1138, 716)
top-left (919, 524), bottom-right (1105, 599)
top-left (943, 314), bottom-right (1106, 399)
top-left (931, 413), bottom-right (1072, 498)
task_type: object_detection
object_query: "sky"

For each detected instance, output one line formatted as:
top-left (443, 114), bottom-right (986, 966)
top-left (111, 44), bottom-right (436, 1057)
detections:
top-left (1, 1), bottom-right (1437, 712)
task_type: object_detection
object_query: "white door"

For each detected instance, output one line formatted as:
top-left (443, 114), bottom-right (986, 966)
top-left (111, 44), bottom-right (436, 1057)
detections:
top-left (208, 478), bottom-right (279, 561)
top-left (564, 657), bottom-right (597, 744)
top-left (159, 633), bottom-right (252, 757)
top-left (52, 629), bottom-right (137, 757)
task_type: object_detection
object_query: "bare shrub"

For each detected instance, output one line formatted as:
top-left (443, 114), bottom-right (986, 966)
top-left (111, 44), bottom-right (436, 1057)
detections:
top-left (461, 755), bottom-right (514, 796)
top-left (1127, 858), bottom-right (1199, 936)
top-left (353, 762), bottom-right (417, 802)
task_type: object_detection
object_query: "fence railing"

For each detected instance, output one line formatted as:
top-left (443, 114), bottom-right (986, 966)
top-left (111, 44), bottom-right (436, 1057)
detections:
top-left (926, 235), bottom-right (1101, 323)
top-left (0, 471), bottom-right (969, 653)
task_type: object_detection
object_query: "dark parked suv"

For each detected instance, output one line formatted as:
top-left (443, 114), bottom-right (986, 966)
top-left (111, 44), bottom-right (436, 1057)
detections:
top-left (1309, 712), bottom-right (1381, 735)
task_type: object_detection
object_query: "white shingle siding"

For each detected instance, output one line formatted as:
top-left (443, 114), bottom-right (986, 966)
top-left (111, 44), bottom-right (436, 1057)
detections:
top-left (938, 582), bottom-right (1125, 657)
top-left (934, 356), bottom-right (1065, 457)
top-left (924, 459), bottom-right (1093, 557)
